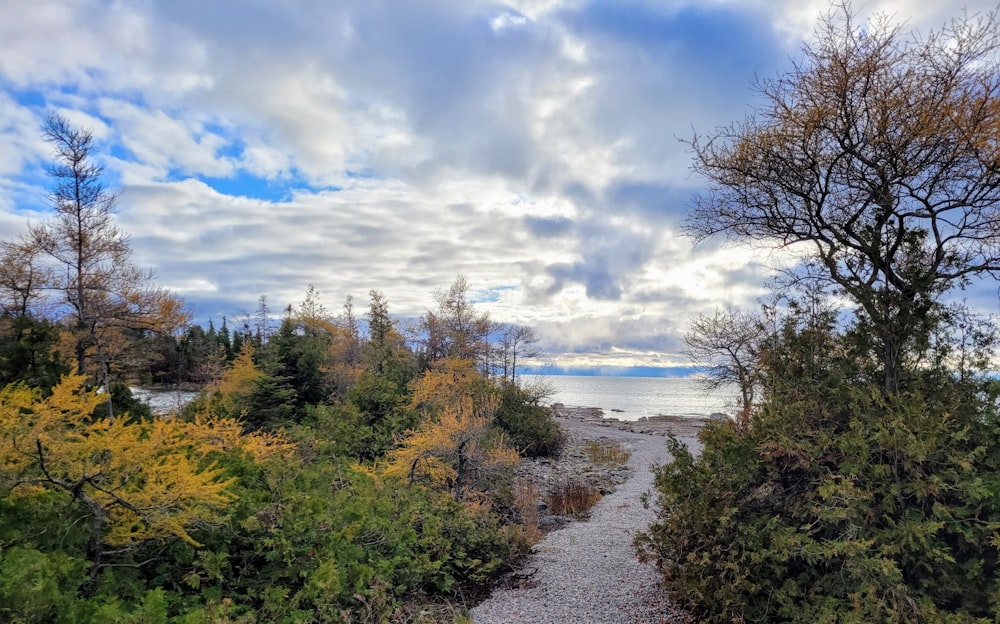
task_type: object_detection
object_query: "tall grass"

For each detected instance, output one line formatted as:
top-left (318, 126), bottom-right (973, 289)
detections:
top-left (546, 477), bottom-right (601, 517)
top-left (583, 439), bottom-right (631, 467)
top-left (514, 478), bottom-right (542, 543)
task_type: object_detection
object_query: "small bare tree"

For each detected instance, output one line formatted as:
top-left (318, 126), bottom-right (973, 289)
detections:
top-left (0, 239), bottom-right (49, 317)
top-left (497, 324), bottom-right (540, 383)
top-left (683, 309), bottom-right (765, 423)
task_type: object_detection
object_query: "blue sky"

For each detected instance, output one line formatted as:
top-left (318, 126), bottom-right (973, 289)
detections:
top-left (0, 0), bottom-right (996, 373)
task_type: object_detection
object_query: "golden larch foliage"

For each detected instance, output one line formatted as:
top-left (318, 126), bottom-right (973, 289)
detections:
top-left (380, 395), bottom-right (518, 500)
top-left (196, 343), bottom-right (263, 419)
top-left (408, 357), bottom-right (483, 414)
top-left (0, 375), bottom-right (289, 548)
top-left (189, 413), bottom-right (295, 463)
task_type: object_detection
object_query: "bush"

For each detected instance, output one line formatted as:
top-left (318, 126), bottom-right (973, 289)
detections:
top-left (0, 546), bottom-right (87, 623)
top-left (171, 461), bottom-right (513, 622)
top-left (636, 380), bottom-right (1000, 623)
top-left (494, 383), bottom-right (561, 458)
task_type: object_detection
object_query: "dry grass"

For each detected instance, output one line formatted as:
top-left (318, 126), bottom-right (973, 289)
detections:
top-left (583, 439), bottom-right (631, 467)
top-left (546, 477), bottom-right (601, 517)
top-left (514, 478), bottom-right (542, 544)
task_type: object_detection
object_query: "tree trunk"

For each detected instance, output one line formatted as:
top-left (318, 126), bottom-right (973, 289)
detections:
top-left (81, 493), bottom-right (107, 596)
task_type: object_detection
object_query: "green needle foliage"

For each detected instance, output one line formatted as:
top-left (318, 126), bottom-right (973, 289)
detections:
top-left (645, 4), bottom-right (1000, 621)
top-left (637, 316), bottom-right (1000, 623)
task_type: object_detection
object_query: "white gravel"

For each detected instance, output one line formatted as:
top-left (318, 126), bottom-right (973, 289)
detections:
top-left (470, 418), bottom-right (702, 624)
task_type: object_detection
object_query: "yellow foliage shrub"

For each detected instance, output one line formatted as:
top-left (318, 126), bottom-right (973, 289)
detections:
top-left (0, 375), bottom-right (291, 548)
top-left (380, 395), bottom-right (518, 501)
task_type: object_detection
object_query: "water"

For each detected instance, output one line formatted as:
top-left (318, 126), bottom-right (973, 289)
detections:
top-left (130, 387), bottom-right (199, 415)
top-left (525, 375), bottom-right (737, 422)
top-left (130, 376), bottom-right (736, 421)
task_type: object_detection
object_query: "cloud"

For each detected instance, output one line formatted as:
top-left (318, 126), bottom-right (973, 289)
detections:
top-left (0, 93), bottom-right (48, 178)
top-left (0, 0), bottom-right (992, 371)
top-left (525, 215), bottom-right (575, 238)
top-left (98, 100), bottom-right (233, 178)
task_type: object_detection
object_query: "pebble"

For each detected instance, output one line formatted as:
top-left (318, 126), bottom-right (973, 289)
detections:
top-left (470, 416), bottom-right (702, 624)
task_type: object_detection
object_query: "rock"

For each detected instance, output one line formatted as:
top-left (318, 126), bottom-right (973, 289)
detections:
top-left (557, 406), bottom-right (709, 437)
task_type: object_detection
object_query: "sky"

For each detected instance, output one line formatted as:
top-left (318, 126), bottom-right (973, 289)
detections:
top-left (0, 0), bottom-right (997, 375)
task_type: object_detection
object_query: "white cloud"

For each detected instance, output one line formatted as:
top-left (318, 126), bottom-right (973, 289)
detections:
top-left (239, 144), bottom-right (293, 180)
top-left (98, 100), bottom-right (233, 179)
top-left (0, 0), bottom-right (994, 370)
top-left (0, 95), bottom-right (47, 177)
top-left (491, 12), bottom-right (529, 32)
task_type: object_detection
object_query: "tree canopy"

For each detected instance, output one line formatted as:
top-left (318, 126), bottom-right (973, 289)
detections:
top-left (686, 4), bottom-right (1000, 392)
top-left (643, 6), bottom-right (1000, 622)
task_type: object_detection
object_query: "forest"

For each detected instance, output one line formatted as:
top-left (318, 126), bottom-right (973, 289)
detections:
top-left (0, 118), bottom-right (561, 622)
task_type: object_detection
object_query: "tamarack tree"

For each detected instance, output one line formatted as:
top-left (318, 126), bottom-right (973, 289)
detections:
top-left (15, 115), bottom-right (189, 412)
top-left (421, 276), bottom-right (492, 372)
top-left (0, 375), bottom-right (290, 588)
top-left (685, 4), bottom-right (1000, 393)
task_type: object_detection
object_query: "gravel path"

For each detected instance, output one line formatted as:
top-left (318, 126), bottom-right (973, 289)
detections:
top-left (470, 418), bottom-right (701, 624)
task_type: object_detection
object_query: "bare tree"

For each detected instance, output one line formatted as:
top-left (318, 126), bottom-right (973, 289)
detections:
top-left (684, 309), bottom-right (764, 423)
top-left (497, 324), bottom-right (540, 383)
top-left (421, 276), bottom-right (491, 370)
top-left (0, 239), bottom-right (49, 317)
top-left (685, 4), bottom-right (1000, 393)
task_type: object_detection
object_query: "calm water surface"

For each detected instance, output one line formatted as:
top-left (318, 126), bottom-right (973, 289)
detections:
top-left (526, 375), bottom-right (736, 422)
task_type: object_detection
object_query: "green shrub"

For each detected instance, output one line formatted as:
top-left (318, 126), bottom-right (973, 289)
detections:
top-left (0, 546), bottom-right (87, 623)
top-left (169, 461), bottom-right (512, 622)
top-left (636, 381), bottom-right (1000, 623)
top-left (494, 383), bottom-right (561, 458)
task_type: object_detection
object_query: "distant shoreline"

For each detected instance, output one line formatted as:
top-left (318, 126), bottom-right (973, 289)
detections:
top-left (550, 402), bottom-right (711, 438)
top-left (523, 367), bottom-right (702, 378)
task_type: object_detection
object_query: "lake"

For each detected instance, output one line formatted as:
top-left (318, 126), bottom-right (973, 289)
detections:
top-left (130, 387), bottom-right (199, 415)
top-left (525, 375), bottom-right (736, 422)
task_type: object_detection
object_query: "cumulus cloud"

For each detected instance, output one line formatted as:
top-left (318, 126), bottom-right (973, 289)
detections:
top-left (0, 0), bottom-right (992, 370)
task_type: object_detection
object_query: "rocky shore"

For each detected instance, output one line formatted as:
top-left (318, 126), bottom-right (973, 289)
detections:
top-left (550, 402), bottom-right (713, 438)
top-left (513, 404), bottom-right (709, 532)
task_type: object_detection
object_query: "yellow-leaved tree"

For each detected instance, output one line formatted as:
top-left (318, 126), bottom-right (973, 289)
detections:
top-left (188, 343), bottom-right (262, 420)
top-left (0, 374), bottom-right (291, 585)
top-left (408, 357), bottom-right (488, 415)
top-left (381, 395), bottom-right (519, 503)
top-left (367, 358), bottom-right (518, 503)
